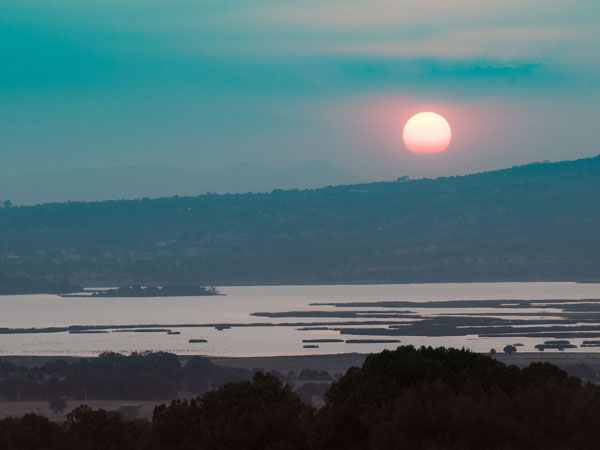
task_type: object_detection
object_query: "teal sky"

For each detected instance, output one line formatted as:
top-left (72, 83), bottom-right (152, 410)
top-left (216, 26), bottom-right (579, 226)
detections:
top-left (1, 0), bottom-right (599, 181)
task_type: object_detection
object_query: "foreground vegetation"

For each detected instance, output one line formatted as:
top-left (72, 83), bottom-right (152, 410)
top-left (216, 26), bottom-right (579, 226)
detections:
top-left (0, 352), bottom-right (250, 401)
top-left (1, 156), bottom-right (600, 285)
top-left (2, 346), bottom-right (600, 449)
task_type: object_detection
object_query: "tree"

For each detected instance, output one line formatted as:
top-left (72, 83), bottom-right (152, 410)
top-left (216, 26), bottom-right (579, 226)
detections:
top-left (0, 414), bottom-right (64, 450)
top-left (311, 346), bottom-right (503, 450)
top-left (310, 345), bottom-right (592, 450)
top-left (64, 405), bottom-right (150, 450)
top-left (503, 344), bottom-right (517, 355)
top-left (48, 395), bottom-right (67, 414)
top-left (4, 346), bottom-right (600, 450)
top-left (2, 200), bottom-right (11, 208)
top-left (153, 372), bottom-right (312, 450)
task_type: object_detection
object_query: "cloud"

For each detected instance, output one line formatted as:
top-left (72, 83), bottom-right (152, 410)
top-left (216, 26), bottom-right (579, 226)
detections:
top-left (314, 27), bottom-right (589, 60)
top-left (250, 0), bottom-right (599, 31)
top-left (244, 0), bottom-right (600, 63)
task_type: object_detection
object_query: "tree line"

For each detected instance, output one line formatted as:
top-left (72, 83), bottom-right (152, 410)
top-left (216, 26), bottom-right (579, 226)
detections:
top-left (0, 352), bottom-right (250, 401)
top-left (2, 346), bottom-right (600, 449)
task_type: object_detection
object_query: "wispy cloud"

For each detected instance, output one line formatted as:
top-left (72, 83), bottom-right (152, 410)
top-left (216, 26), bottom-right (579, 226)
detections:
top-left (243, 0), bottom-right (599, 63)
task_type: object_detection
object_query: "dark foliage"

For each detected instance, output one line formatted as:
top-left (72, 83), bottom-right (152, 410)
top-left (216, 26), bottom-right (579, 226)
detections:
top-left (153, 372), bottom-right (311, 450)
top-left (0, 352), bottom-right (250, 401)
top-left (182, 356), bottom-right (251, 392)
top-left (503, 344), bottom-right (517, 354)
top-left (3, 346), bottom-right (600, 449)
top-left (0, 414), bottom-right (63, 450)
top-left (310, 346), bottom-right (598, 450)
top-left (63, 405), bottom-right (152, 450)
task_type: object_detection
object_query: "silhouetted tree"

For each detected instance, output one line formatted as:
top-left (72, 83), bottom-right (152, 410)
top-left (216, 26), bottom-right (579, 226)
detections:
top-left (4, 346), bottom-right (600, 450)
top-left (64, 405), bottom-right (150, 450)
top-left (310, 345), bottom-right (591, 450)
top-left (503, 344), bottom-right (517, 355)
top-left (153, 372), bottom-right (312, 450)
top-left (0, 414), bottom-right (63, 450)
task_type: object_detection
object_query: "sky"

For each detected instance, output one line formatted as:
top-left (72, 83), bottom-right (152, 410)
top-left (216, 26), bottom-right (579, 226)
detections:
top-left (1, 0), bottom-right (599, 182)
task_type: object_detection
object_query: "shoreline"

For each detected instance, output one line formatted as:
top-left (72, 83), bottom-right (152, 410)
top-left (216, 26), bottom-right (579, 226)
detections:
top-left (1, 280), bottom-right (600, 296)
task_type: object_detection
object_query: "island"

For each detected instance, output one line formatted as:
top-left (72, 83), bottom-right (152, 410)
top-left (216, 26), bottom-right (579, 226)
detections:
top-left (63, 285), bottom-right (220, 298)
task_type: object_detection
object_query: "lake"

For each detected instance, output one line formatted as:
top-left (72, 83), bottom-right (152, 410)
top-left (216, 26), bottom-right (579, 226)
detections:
top-left (2, 282), bottom-right (600, 357)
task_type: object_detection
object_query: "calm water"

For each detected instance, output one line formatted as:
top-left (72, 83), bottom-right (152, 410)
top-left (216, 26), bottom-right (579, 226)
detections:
top-left (1, 282), bottom-right (600, 357)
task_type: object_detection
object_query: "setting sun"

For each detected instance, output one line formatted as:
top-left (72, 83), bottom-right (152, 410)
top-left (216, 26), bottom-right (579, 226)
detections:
top-left (403, 112), bottom-right (452, 154)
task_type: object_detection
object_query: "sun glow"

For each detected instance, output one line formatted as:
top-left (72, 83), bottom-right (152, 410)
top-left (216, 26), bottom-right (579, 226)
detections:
top-left (402, 112), bottom-right (452, 154)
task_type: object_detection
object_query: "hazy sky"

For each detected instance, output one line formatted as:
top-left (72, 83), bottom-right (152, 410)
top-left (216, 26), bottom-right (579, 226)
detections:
top-left (1, 0), bottom-right (599, 181)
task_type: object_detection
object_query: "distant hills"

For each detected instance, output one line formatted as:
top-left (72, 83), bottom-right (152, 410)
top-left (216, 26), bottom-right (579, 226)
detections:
top-left (0, 155), bottom-right (599, 285)
top-left (0, 273), bottom-right (81, 295)
top-left (0, 161), bottom-right (363, 205)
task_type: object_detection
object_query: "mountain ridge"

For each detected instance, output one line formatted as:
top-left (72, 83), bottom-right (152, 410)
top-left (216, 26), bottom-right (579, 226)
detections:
top-left (1, 155), bottom-right (599, 285)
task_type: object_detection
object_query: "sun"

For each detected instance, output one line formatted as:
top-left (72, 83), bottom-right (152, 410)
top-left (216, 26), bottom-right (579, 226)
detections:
top-left (402, 112), bottom-right (452, 154)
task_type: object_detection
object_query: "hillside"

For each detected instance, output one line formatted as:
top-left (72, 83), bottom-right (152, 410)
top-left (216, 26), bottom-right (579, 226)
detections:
top-left (1, 156), bottom-right (599, 285)
top-left (0, 273), bottom-right (82, 295)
